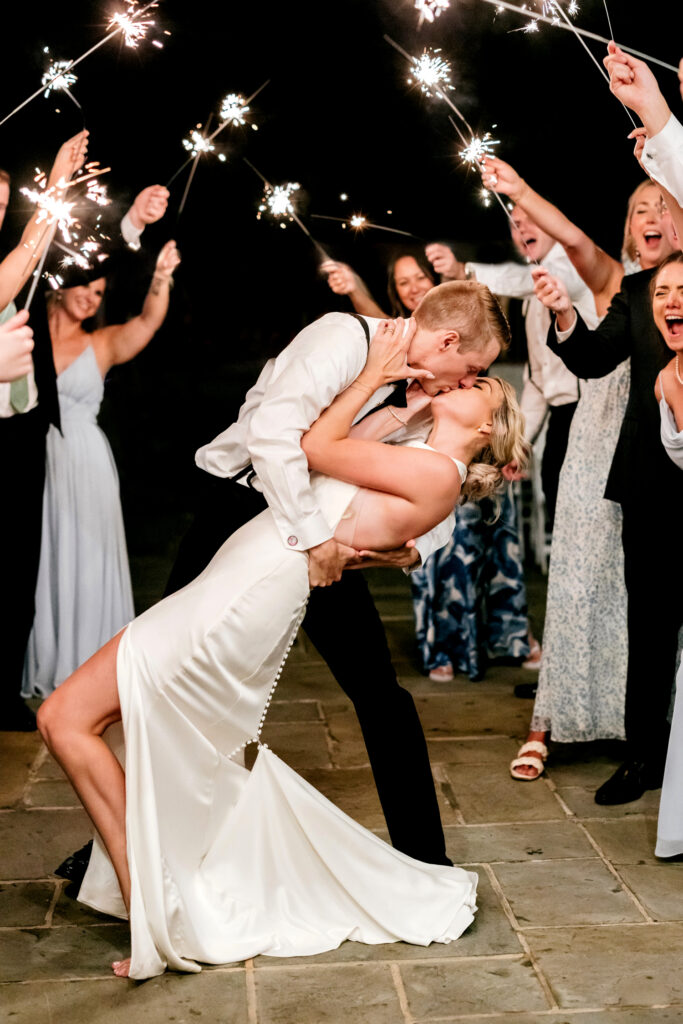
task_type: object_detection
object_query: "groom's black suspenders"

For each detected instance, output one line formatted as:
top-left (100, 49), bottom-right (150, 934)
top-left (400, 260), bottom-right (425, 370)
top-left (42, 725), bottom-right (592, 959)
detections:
top-left (230, 314), bottom-right (371, 490)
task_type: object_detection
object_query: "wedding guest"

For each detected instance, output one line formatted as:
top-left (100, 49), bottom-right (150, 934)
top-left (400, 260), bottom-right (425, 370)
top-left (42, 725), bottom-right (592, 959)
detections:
top-left (531, 203), bottom-right (683, 802)
top-left (477, 158), bottom-right (676, 779)
top-left (429, 213), bottom-right (599, 527)
top-left (650, 252), bottom-right (683, 856)
top-left (325, 250), bottom-right (534, 681)
top-left (21, 243), bottom-right (180, 699)
top-left (0, 132), bottom-right (89, 731)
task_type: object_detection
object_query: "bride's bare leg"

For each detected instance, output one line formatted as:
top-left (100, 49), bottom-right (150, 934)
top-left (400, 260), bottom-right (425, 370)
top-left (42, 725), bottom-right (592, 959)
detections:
top-left (37, 631), bottom-right (132, 976)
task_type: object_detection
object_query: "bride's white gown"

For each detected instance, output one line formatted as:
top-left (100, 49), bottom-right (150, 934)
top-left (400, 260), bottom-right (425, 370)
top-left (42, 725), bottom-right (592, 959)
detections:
top-left (78, 456), bottom-right (478, 980)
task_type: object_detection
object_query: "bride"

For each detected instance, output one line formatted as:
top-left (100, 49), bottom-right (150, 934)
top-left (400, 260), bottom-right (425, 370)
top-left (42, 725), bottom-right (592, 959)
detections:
top-left (37, 316), bottom-right (527, 980)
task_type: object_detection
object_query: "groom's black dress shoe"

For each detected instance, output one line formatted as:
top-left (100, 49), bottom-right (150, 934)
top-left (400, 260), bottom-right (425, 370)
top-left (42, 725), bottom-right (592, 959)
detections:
top-left (594, 760), bottom-right (664, 805)
top-left (55, 840), bottom-right (93, 889)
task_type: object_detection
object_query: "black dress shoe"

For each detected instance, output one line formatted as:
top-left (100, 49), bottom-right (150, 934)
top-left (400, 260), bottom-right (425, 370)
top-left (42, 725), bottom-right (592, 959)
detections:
top-left (1, 700), bottom-right (37, 731)
top-left (55, 839), bottom-right (93, 888)
top-left (595, 760), bottom-right (664, 805)
top-left (514, 682), bottom-right (538, 699)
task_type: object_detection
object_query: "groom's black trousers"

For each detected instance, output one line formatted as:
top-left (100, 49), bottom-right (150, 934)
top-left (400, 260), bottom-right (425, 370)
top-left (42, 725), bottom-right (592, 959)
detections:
top-left (165, 472), bottom-right (450, 866)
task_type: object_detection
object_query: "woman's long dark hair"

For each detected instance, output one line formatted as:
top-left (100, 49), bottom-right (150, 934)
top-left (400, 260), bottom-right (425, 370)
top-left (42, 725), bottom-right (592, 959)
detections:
top-left (386, 249), bottom-right (437, 316)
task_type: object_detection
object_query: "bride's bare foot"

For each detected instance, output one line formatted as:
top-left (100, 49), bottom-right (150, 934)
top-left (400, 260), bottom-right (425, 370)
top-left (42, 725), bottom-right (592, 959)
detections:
top-left (510, 731), bottom-right (549, 780)
top-left (112, 958), bottom-right (131, 978)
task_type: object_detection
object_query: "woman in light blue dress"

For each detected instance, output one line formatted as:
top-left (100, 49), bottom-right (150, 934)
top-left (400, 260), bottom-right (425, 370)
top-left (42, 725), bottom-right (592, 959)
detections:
top-left (22, 242), bottom-right (180, 697)
top-left (652, 253), bottom-right (683, 856)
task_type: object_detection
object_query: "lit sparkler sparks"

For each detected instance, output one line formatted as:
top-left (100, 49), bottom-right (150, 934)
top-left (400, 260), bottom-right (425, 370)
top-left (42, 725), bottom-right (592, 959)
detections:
top-left (349, 215), bottom-right (367, 229)
top-left (20, 173), bottom-right (78, 245)
top-left (182, 128), bottom-right (215, 158)
top-left (108, 0), bottom-right (156, 48)
top-left (258, 182), bottom-right (301, 222)
top-left (407, 49), bottom-right (453, 97)
top-left (219, 93), bottom-right (250, 126)
top-left (415, 0), bottom-right (450, 25)
top-left (85, 180), bottom-right (110, 207)
top-left (42, 58), bottom-right (77, 98)
top-left (460, 130), bottom-right (500, 165)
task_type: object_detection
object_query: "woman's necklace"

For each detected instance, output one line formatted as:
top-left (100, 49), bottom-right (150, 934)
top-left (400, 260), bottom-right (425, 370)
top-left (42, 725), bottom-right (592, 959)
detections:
top-left (676, 354), bottom-right (683, 387)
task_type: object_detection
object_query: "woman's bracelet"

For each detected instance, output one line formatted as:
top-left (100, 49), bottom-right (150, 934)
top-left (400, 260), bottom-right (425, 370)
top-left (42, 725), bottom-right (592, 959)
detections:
top-left (348, 380), bottom-right (375, 396)
top-left (152, 273), bottom-right (174, 290)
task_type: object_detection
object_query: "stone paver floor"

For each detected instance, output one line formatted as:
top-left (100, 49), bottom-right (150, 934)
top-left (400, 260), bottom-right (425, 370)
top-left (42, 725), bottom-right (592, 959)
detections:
top-left (2, 565), bottom-right (682, 1023)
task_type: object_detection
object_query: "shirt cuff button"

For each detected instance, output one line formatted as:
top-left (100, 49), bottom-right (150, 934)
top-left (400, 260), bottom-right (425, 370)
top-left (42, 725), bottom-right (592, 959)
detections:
top-left (287, 535), bottom-right (298, 547)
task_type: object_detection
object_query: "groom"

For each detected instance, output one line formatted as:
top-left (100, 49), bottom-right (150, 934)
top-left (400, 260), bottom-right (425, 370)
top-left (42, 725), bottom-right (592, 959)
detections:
top-left (163, 283), bottom-right (508, 867)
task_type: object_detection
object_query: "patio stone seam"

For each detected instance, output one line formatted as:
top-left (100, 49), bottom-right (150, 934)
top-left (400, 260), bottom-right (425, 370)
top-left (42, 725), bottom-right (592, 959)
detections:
top-left (433, 764), bottom-right (466, 825)
top-left (252, 955), bottom-right (525, 971)
top-left (540, 774), bottom-right (577, 819)
top-left (522, 920), bottom-right (670, 931)
top-left (0, 967), bottom-right (247, 987)
top-left (481, 863), bottom-right (559, 1013)
top-left (428, 736), bottom-right (510, 743)
top-left (322, 715), bottom-right (341, 769)
top-left (390, 962), bottom-right (414, 1024)
top-left (0, 922), bottom-right (124, 932)
top-left (245, 958), bottom-right (258, 1024)
top-left (574, 820), bottom-right (655, 923)
top-left (43, 879), bottom-right (63, 927)
top-left (21, 744), bottom-right (48, 808)
top-left (411, 1008), bottom-right (681, 1022)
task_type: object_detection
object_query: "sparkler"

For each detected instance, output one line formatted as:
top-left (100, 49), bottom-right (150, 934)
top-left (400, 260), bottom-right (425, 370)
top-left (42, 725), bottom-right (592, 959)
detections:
top-left (0, 0), bottom-right (161, 129)
top-left (459, 131), bottom-right (500, 166)
top-left (415, 0), bottom-right (450, 26)
top-left (168, 80), bottom-right (270, 216)
top-left (107, 0), bottom-right (156, 46)
top-left (311, 214), bottom-right (419, 240)
top-left (407, 49), bottom-right (454, 98)
top-left (480, 0), bottom-right (679, 73)
top-left (244, 159), bottom-right (330, 262)
top-left (20, 163), bottom-right (111, 309)
top-left (41, 54), bottom-right (81, 112)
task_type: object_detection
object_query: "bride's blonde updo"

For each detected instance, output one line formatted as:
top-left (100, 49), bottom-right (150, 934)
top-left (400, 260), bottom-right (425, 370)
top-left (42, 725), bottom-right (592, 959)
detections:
top-left (460, 377), bottom-right (529, 508)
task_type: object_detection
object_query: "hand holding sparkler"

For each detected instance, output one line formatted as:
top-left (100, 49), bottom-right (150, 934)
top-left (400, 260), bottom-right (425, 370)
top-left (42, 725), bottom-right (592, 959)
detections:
top-left (604, 42), bottom-right (671, 137)
top-left (0, 309), bottom-right (34, 383)
top-left (154, 239), bottom-right (181, 280)
top-left (425, 243), bottom-right (465, 281)
top-left (321, 260), bottom-right (386, 318)
top-left (48, 130), bottom-right (90, 188)
top-left (128, 184), bottom-right (170, 230)
top-left (531, 267), bottom-right (573, 323)
top-left (479, 156), bottom-right (528, 205)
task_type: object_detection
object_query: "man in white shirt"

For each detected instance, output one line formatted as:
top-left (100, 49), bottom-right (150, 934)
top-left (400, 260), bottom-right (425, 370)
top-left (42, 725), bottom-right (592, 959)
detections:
top-left (427, 212), bottom-right (598, 525)
top-left (164, 284), bottom-right (508, 866)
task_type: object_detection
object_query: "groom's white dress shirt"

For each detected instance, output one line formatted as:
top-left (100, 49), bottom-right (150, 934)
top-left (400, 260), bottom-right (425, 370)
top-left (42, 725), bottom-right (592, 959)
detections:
top-left (465, 244), bottom-right (599, 442)
top-left (196, 312), bottom-right (453, 567)
top-left (642, 113), bottom-right (683, 207)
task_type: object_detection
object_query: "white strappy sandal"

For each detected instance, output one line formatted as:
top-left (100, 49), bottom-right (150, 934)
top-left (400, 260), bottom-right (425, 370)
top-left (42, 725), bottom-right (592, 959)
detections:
top-left (510, 740), bottom-right (549, 781)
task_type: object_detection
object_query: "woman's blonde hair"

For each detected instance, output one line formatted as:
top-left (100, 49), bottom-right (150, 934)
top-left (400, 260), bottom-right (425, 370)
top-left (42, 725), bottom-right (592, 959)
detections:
top-left (622, 179), bottom-right (660, 263)
top-left (460, 377), bottom-right (530, 509)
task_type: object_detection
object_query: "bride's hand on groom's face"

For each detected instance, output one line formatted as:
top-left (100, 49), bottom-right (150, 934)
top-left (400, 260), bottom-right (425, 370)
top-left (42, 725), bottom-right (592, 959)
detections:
top-left (361, 318), bottom-right (435, 390)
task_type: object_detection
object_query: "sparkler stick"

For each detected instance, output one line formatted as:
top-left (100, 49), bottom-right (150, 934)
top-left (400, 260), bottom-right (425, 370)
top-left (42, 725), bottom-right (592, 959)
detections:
top-left (311, 214), bottom-right (420, 240)
top-left (24, 225), bottom-right (57, 311)
top-left (384, 36), bottom-right (538, 261)
top-left (0, 0), bottom-right (160, 129)
top-left (480, 0), bottom-right (679, 74)
top-left (165, 80), bottom-right (270, 192)
top-left (243, 159), bottom-right (330, 262)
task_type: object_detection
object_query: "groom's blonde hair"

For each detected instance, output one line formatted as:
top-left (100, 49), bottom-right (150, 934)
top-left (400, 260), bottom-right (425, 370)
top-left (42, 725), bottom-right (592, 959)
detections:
top-left (414, 281), bottom-right (511, 354)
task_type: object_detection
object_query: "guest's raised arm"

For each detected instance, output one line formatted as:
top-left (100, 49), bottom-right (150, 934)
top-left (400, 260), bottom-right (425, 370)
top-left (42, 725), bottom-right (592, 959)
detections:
top-left (320, 259), bottom-right (386, 317)
top-left (481, 155), bottom-right (622, 316)
top-left (120, 184), bottom-right (170, 250)
top-left (604, 42), bottom-right (672, 136)
top-left (95, 240), bottom-right (180, 372)
top-left (0, 130), bottom-right (89, 310)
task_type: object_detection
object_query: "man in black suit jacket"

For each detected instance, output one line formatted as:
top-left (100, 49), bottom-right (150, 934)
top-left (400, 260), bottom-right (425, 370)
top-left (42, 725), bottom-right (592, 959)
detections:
top-left (534, 264), bottom-right (683, 804)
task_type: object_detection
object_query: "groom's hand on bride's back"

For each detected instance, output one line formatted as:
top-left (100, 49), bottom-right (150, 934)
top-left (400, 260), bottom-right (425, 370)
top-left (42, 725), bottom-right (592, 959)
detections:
top-left (308, 538), bottom-right (363, 587)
